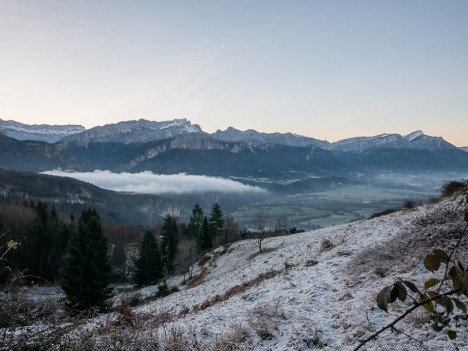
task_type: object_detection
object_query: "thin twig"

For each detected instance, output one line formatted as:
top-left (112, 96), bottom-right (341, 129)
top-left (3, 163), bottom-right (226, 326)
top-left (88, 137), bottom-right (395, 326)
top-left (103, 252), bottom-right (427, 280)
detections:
top-left (391, 326), bottom-right (424, 346)
top-left (437, 224), bottom-right (468, 294)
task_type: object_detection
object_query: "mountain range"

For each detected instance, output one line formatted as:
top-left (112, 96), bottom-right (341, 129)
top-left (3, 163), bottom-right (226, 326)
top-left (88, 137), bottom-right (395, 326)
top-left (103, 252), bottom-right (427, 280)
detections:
top-left (0, 118), bottom-right (467, 176)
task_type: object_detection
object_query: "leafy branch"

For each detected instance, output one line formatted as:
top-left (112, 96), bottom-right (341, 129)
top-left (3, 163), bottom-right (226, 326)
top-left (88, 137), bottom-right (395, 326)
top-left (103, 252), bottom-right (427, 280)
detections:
top-left (355, 204), bottom-right (468, 350)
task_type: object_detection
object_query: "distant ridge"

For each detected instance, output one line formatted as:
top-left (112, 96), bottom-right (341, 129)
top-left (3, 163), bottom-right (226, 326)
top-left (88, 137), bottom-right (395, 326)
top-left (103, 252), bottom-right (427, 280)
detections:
top-left (57, 118), bottom-right (204, 146)
top-left (0, 119), bottom-right (84, 143)
top-left (1, 118), bottom-right (467, 174)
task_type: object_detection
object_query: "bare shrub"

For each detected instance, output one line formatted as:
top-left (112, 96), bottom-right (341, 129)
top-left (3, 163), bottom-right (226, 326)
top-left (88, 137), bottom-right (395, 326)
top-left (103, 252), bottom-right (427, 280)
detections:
top-left (249, 301), bottom-right (286, 341)
top-left (349, 205), bottom-right (468, 279)
top-left (320, 238), bottom-right (335, 252)
top-left (210, 325), bottom-right (252, 351)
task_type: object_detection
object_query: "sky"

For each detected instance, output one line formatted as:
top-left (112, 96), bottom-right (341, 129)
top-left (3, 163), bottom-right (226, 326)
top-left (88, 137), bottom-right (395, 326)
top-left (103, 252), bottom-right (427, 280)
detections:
top-left (0, 0), bottom-right (467, 146)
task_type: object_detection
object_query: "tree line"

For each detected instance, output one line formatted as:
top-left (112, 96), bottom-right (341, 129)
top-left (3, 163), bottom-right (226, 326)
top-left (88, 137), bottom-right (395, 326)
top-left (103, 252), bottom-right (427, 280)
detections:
top-left (0, 200), bottom-right (242, 312)
top-left (1, 199), bottom-right (306, 312)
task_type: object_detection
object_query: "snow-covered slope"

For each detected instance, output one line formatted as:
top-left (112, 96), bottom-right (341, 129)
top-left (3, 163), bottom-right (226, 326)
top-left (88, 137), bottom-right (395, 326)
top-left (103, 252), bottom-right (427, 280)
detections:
top-left (0, 119), bottom-right (84, 143)
top-left (40, 196), bottom-right (465, 350)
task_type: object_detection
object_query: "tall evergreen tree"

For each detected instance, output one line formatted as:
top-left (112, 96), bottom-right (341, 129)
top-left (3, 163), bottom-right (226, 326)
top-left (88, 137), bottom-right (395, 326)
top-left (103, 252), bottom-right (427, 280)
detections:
top-left (60, 208), bottom-right (112, 312)
top-left (133, 230), bottom-right (163, 286)
top-left (199, 216), bottom-right (213, 252)
top-left (188, 203), bottom-right (204, 248)
top-left (161, 215), bottom-right (179, 272)
top-left (209, 202), bottom-right (224, 238)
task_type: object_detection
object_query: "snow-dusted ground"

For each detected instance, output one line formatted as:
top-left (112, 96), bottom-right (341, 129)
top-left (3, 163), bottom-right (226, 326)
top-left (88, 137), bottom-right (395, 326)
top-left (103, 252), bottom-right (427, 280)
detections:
top-left (2, 197), bottom-right (467, 350)
top-left (110, 197), bottom-right (467, 350)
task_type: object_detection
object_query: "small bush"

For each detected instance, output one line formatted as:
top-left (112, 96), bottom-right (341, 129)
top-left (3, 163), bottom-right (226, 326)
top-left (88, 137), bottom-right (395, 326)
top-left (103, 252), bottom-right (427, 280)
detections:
top-left (320, 238), bottom-right (334, 252)
top-left (441, 180), bottom-right (467, 197)
top-left (402, 199), bottom-right (417, 209)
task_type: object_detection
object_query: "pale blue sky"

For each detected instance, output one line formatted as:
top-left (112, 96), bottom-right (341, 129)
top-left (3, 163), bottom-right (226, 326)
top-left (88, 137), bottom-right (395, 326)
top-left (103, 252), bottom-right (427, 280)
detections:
top-left (0, 1), bottom-right (467, 145)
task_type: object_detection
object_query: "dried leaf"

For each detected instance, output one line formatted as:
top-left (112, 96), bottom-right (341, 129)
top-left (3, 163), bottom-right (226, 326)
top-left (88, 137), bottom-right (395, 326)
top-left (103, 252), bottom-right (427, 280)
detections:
top-left (376, 286), bottom-right (392, 312)
top-left (424, 254), bottom-right (441, 273)
top-left (395, 281), bottom-right (407, 302)
top-left (454, 259), bottom-right (465, 275)
top-left (432, 249), bottom-right (449, 264)
top-left (424, 278), bottom-right (440, 290)
top-left (463, 270), bottom-right (468, 297)
top-left (390, 284), bottom-right (399, 303)
top-left (448, 266), bottom-right (460, 279)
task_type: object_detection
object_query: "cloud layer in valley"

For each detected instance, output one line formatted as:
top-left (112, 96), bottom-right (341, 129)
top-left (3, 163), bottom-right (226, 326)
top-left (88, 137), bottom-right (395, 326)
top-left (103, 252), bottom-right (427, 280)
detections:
top-left (43, 170), bottom-right (266, 195)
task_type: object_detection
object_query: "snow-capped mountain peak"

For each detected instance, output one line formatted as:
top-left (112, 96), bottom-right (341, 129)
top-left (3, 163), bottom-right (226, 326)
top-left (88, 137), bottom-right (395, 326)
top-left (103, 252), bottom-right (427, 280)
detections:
top-left (404, 130), bottom-right (424, 142)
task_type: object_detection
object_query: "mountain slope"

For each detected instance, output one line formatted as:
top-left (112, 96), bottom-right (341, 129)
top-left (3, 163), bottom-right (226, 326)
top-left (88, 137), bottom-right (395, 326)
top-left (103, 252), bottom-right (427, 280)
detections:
top-left (111, 134), bottom-right (346, 178)
top-left (0, 133), bottom-right (93, 172)
top-left (336, 147), bottom-right (468, 171)
top-left (3, 118), bottom-right (467, 174)
top-left (0, 168), bottom-right (178, 224)
top-left (0, 119), bottom-right (84, 143)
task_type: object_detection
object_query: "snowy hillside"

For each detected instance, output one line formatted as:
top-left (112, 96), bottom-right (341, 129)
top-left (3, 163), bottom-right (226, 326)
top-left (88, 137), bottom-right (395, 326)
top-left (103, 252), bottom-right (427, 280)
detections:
top-left (5, 195), bottom-right (466, 350)
top-left (120, 197), bottom-right (466, 350)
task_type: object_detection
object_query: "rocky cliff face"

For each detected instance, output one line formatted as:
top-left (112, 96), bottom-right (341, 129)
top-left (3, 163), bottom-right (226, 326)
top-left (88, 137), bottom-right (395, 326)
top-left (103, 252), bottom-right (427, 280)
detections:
top-left (0, 119), bottom-right (84, 143)
top-left (330, 130), bottom-right (457, 153)
top-left (57, 118), bottom-right (204, 147)
top-left (212, 127), bottom-right (330, 149)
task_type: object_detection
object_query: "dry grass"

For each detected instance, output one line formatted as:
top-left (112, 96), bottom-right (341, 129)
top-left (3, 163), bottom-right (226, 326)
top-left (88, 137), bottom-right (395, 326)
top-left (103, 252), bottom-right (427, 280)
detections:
top-left (347, 204), bottom-right (468, 279)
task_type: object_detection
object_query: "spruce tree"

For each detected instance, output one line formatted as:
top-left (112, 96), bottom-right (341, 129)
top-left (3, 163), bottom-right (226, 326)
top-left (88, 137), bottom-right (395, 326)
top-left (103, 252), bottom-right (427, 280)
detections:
top-left (188, 203), bottom-right (204, 248)
top-left (161, 215), bottom-right (179, 272)
top-left (209, 202), bottom-right (224, 238)
top-left (199, 216), bottom-right (213, 251)
top-left (60, 208), bottom-right (112, 312)
top-left (133, 230), bottom-right (163, 286)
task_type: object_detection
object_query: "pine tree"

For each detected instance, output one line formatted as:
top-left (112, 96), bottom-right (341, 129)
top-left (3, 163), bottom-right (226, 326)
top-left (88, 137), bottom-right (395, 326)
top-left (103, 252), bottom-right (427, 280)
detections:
top-left (199, 216), bottom-right (213, 251)
top-left (60, 208), bottom-right (112, 312)
top-left (133, 230), bottom-right (163, 286)
top-left (209, 202), bottom-right (224, 238)
top-left (161, 215), bottom-right (179, 272)
top-left (188, 203), bottom-right (204, 248)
